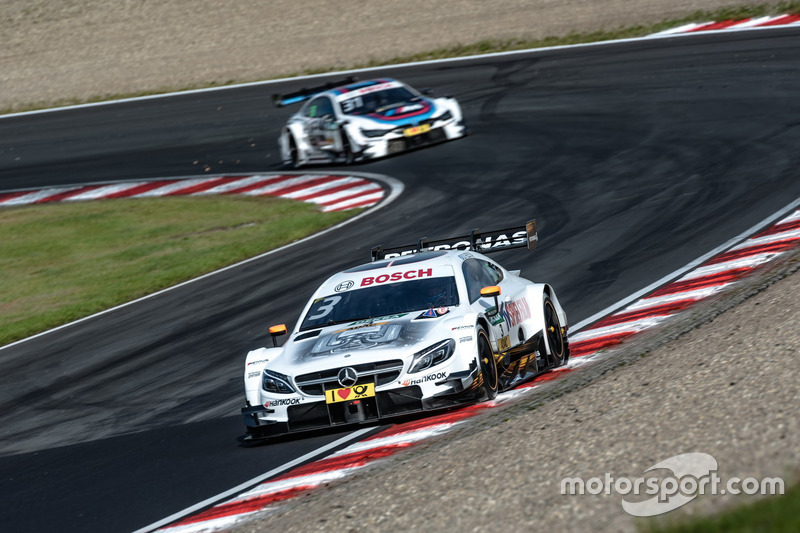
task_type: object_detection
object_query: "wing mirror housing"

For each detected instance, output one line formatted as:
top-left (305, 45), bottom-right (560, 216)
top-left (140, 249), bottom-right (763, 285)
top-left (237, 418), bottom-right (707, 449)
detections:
top-left (268, 324), bottom-right (288, 347)
top-left (480, 286), bottom-right (501, 317)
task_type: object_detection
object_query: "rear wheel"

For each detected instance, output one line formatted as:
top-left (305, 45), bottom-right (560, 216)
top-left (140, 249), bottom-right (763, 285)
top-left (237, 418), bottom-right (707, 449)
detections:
top-left (477, 327), bottom-right (498, 399)
top-left (543, 296), bottom-right (567, 367)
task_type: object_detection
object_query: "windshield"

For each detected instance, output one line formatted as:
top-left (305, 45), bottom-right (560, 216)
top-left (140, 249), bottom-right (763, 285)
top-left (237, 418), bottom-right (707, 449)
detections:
top-left (339, 87), bottom-right (420, 115)
top-left (300, 276), bottom-right (459, 331)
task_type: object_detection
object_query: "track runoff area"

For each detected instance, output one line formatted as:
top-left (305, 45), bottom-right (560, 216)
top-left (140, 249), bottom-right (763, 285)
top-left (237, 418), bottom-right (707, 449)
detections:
top-left (142, 201), bottom-right (800, 532)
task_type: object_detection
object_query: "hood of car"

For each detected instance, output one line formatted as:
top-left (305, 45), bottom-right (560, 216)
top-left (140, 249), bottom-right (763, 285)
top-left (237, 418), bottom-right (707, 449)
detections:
top-left (357, 98), bottom-right (438, 127)
top-left (271, 307), bottom-right (466, 375)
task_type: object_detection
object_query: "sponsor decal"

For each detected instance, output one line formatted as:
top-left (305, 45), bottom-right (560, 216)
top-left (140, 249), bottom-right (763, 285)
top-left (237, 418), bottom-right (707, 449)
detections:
top-left (458, 252), bottom-right (474, 260)
top-left (352, 82), bottom-right (396, 95)
top-left (247, 371), bottom-right (261, 379)
top-left (316, 323), bottom-right (403, 353)
top-left (361, 268), bottom-right (434, 286)
top-left (335, 280), bottom-right (354, 292)
top-left (497, 335), bottom-right (511, 352)
top-left (487, 307), bottom-right (505, 325)
top-left (402, 371), bottom-right (448, 387)
top-left (451, 325), bottom-right (473, 331)
top-left (325, 383), bottom-right (375, 404)
top-left (500, 298), bottom-right (532, 328)
top-left (475, 231), bottom-right (527, 251)
top-left (347, 313), bottom-right (408, 326)
top-left (459, 336), bottom-right (473, 343)
top-left (247, 359), bottom-right (269, 366)
top-left (418, 307), bottom-right (450, 319)
top-left (264, 397), bottom-right (301, 408)
top-left (334, 322), bottom-right (388, 334)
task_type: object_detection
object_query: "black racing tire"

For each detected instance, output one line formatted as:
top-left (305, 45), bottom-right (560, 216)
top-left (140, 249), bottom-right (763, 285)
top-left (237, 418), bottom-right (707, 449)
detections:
top-left (288, 134), bottom-right (300, 168)
top-left (477, 326), bottom-right (498, 400)
top-left (543, 296), bottom-right (567, 368)
top-left (341, 130), bottom-right (356, 164)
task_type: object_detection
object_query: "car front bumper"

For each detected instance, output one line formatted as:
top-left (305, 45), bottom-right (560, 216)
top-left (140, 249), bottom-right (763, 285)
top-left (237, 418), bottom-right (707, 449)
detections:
top-left (242, 359), bottom-right (481, 440)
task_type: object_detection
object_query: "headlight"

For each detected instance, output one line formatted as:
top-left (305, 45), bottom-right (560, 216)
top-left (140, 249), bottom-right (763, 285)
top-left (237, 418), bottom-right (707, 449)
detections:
top-left (409, 339), bottom-right (456, 374)
top-left (360, 128), bottom-right (389, 138)
top-left (262, 369), bottom-right (295, 394)
top-left (435, 110), bottom-right (453, 122)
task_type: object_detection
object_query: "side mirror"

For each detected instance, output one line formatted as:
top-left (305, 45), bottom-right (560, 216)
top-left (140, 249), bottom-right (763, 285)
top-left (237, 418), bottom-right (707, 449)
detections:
top-left (480, 286), bottom-right (501, 317)
top-left (268, 324), bottom-right (287, 347)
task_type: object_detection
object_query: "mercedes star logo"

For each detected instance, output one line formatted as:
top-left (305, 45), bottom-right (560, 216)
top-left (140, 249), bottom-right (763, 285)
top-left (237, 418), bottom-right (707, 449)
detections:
top-left (337, 366), bottom-right (358, 388)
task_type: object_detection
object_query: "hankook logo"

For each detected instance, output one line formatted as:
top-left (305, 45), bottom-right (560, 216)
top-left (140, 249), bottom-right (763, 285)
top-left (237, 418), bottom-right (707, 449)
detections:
top-left (337, 367), bottom-right (358, 387)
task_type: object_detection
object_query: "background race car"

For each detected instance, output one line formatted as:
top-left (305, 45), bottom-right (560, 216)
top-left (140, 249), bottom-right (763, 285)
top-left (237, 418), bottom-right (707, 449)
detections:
top-left (274, 78), bottom-right (468, 167)
top-left (242, 220), bottom-right (569, 441)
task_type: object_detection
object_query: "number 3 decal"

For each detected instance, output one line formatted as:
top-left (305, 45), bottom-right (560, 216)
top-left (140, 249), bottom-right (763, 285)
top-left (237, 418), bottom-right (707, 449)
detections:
top-left (307, 295), bottom-right (342, 320)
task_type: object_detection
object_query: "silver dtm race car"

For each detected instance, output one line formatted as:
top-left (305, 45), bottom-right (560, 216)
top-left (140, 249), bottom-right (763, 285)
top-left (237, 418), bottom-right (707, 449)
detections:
top-left (241, 220), bottom-right (569, 440)
top-left (274, 77), bottom-right (467, 167)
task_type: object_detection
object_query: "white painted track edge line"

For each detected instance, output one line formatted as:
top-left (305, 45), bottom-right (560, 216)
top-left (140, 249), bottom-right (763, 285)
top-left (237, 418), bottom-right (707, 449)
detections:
top-left (131, 427), bottom-right (374, 533)
top-left (0, 171), bottom-right (404, 353)
top-left (4, 22), bottom-right (799, 120)
top-left (571, 195), bottom-right (800, 333)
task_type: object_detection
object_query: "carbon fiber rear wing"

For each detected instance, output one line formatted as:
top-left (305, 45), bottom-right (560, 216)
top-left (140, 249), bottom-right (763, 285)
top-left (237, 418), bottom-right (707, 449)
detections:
top-left (370, 220), bottom-right (538, 261)
top-left (272, 77), bottom-right (358, 107)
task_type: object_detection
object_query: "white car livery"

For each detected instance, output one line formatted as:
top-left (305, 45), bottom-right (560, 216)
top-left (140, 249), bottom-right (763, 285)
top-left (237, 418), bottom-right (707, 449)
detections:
top-left (275, 77), bottom-right (468, 167)
top-left (242, 220), bottom-right (568, 440)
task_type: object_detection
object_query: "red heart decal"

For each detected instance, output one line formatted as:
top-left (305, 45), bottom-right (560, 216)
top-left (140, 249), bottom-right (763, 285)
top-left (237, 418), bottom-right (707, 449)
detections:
top-left (337, 388), bottom-right (351, 400)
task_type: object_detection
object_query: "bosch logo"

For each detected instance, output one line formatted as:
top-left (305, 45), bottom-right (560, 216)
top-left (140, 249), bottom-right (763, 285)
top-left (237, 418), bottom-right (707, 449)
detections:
top-left (337, 367), bottom-right (358, 387)
top-left (335, 280), bottom-right (354, 292)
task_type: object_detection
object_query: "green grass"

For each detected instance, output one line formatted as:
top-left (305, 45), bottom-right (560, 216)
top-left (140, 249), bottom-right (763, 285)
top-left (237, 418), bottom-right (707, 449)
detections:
top-left (3, 1), bottom-right (800, 115)
top-left (640, 479), bottom-right (800, 533)
top-left (0, 196), bottom-right (359, 346)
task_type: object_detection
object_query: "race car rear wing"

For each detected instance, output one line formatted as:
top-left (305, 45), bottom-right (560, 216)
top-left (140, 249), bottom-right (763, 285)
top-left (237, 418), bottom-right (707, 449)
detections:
top-left (272, 77), bottom-right (358, 107)
top-left (371, 220), bottom-right (538, 261)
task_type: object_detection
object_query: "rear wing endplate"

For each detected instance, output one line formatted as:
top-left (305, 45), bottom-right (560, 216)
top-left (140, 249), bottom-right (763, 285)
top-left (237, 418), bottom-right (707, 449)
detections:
top-left (272, 77), bottom-right (358, 107)
top-left (371, 220), bottom-right (538, 261)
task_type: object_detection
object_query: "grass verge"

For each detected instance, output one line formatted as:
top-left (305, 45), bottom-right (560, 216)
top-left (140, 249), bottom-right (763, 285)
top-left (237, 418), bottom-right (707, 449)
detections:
top-left (640, 479), bottom-right (800, 532)
top-left (0, 196), bottom-right (359, 347)
top-left (3, 1), bottom-right (800, 115)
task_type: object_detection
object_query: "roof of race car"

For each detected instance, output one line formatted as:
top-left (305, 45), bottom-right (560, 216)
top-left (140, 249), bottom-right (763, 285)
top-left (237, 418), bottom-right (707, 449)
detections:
top-left (330, 78), bottom-right (403, 96)
top-left (315, 250), bottom-right (482, 295)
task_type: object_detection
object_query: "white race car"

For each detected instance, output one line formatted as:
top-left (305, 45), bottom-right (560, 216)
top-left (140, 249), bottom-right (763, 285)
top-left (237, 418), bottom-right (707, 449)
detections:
top-left (242, 220), bottom-right (569, 440)
top-left (274, 77), bottom-right (468, 167)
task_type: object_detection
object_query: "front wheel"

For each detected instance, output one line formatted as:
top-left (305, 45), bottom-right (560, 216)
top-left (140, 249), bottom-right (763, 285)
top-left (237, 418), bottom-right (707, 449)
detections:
top-left (341, 130), bottom-right (356, 164)
top-left (477, 327), bottom-right (498, 400)
top-left (286, 134), bottom-right (301, 168)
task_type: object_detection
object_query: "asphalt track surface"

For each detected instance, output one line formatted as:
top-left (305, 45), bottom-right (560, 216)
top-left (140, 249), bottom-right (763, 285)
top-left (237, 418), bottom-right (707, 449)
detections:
top-left (1, 28), bottom-right (799, 532)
